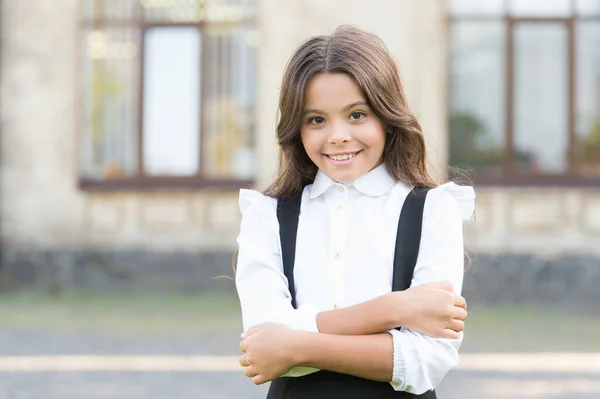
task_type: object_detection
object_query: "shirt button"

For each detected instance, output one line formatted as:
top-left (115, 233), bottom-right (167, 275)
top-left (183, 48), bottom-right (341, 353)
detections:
top-left (334, 252), bottom-right (340, 259)
top-left (338, 186), bottom-right (344, 193)
top-left (337, 204), bottom-right (343, 210)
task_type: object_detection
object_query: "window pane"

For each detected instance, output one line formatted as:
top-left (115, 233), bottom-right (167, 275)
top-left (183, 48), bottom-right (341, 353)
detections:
top-left (448, 0), bottom-right (505, 16)
top-left (576, 0), bottom-right (600, 15)
top-left (142, 27), bottom-right (201, 176)
top-left (576, 22), bottom-right (600, 177)
top-left (509, 0), bottom-right (572, 16)
top-left (514, 23), bottom-right (568, 174)
top-left (81, 28), bottom-right (140, 179)
top-left (449, 22), bottom-right (505, 176)
top-left (203, 25), bottom-right (257, 180)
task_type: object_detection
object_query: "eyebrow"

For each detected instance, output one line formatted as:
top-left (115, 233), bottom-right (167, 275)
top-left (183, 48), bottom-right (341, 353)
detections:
top-left (302, 100), bottom-right (368, 115)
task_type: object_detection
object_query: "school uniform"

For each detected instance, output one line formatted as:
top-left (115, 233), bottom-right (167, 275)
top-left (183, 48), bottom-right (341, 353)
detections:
top-left (236, 164), bottom-right (475, 398)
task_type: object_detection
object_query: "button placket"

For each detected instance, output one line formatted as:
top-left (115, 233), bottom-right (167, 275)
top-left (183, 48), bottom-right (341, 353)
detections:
top-left (330, 185), bottom-right (348, 309)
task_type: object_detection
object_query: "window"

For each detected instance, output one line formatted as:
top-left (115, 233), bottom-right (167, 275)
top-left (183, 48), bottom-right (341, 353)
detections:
top-left (448, 0), bottom-right (600, 185)
top-left (80, 0), bottom-right (258, 190)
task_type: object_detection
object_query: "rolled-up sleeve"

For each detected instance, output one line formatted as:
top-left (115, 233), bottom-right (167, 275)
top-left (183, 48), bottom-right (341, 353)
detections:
top-left (388, 183), bottom-right (475, 393)
top-left (236, 189), bottom-right (320, 333)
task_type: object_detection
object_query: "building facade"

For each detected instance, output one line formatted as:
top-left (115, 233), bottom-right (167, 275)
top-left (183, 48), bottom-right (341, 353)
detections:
top-left (1, 0), bottom-right (599, 303)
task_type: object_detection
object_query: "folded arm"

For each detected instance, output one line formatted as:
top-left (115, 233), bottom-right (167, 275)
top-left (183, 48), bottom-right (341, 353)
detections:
top-left (237, 186), bottom-right (473, 393)
top-left (241, 322), bottom-right (459, 395)
top-left (293, 330), bottom-right (460, 392)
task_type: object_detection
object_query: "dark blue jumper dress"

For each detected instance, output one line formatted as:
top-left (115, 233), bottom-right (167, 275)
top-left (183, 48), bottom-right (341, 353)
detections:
top-left (267, 188), bottom-right (438, 399)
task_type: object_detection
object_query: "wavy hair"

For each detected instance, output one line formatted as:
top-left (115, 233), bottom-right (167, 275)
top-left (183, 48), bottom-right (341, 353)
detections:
top-left (264, 25), bottom-right (437, 198)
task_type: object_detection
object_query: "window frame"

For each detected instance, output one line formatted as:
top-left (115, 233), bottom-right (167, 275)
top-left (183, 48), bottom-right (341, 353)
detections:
top-left (447, 0), bottom-right (600, 186)
top-left (78, 1), bottom-right (256, 192)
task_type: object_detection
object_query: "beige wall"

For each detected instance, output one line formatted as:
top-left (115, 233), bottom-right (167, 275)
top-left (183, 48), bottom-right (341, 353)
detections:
top-left (1, 0), bottom-right (598, 257)
top-left (1, 0), bottom-right (84, 249)
top-left (466, 188), bottom-right (600, 256)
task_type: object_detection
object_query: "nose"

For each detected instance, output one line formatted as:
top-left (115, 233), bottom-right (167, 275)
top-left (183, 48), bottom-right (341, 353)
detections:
top-left (328, 124), bottom-right (351, 145)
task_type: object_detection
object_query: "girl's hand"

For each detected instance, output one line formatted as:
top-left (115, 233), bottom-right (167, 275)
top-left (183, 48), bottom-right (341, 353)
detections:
top-left (397, 281), bottom-right (468, 339)
top-left (239, 322), bottom-right (299, 385)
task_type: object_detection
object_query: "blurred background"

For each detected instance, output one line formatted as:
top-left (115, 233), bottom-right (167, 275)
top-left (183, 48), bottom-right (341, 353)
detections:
top-left (0, 0), bottom-right (599, 398)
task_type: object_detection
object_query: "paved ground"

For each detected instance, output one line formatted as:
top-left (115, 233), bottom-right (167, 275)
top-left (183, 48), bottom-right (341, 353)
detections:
top-left (1, 293), bottom-right (598, 398)
top-left (1, 369), bottom-right (600, 399)
top-left (1, 330), bottom-right (598, 399)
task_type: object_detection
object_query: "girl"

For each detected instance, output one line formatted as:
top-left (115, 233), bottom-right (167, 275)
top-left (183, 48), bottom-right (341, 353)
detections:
top-left (235, 25), bottom-right (475, 398)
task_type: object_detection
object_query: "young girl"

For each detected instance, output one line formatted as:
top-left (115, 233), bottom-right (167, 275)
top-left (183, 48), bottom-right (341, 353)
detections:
top-left (235, 25), bottom-right (475, 398)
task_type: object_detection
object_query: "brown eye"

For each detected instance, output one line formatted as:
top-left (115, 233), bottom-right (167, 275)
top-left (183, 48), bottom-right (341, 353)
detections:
top-left (350, 111), bottom-right (366, 121)
top-left (308, 116), bottom-right (325, 125)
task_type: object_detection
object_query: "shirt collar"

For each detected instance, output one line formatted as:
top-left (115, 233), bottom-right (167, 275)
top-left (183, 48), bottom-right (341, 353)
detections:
top-left (309, 164), bottom-right (397, 199)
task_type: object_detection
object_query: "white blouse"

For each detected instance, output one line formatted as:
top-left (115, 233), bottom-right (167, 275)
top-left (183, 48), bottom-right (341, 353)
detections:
top-left (235, 164), bottom-right (476, 394)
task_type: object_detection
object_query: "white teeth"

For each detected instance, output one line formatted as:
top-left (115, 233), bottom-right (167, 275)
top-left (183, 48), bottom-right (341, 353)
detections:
top-left (329, 153), bottom-right (356, 161)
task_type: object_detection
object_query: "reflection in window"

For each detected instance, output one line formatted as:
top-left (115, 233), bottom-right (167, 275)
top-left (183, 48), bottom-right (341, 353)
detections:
top-left (448, 0), bottom-right (600, 182)
top-left (203, 26), bottom-right (257, 180)
top-left (576, 0), bottom-right (600, 15)
top-left (81, 28), bottom-right (139, 179)
top-left (509, 0), bottom-right (571, 16)
top-left (448, 0), bottom-right (504, 16)
top-left (576, 22), bottom-right (600, 177)
top-left (143, 27), bottom-right (201, 176)
top-left (514, 23), bottom-right (568, 174)
top-left (450, 22), bottom-right (505, 176)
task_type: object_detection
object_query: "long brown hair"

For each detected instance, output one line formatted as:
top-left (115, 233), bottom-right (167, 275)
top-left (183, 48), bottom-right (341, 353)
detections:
top-left (264, 25), bottom-right (437, 198)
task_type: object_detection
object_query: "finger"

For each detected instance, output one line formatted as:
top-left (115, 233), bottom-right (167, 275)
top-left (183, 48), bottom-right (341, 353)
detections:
top-left (245, 322), bottom-right (271, 337)
top-left (239, 354), bottom-right (250, 367)
top-left (239, 339), bottom-right (246, 353)
top-left (442, 328), bottom-right (461, 340)
top-left (253, 375), bottom-right (268, 385)
top-left (448, 319), bottom-right (465, 333)
top-left (452, 306), bottom-right (468, 321)
top-left (454, 295), bottom-right (467, 309)
top-left (244, 365), bottom-right (258, 378)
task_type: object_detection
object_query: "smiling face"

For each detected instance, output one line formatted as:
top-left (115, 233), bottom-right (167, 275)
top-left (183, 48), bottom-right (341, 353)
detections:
top-left (300, 72), bottom-right (386, 183)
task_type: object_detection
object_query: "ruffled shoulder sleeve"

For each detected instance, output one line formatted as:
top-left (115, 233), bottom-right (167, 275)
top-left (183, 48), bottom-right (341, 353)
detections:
top-left (239, 189), bottom-right (278, 220)
top-left (237, 189), bottom-right (280, 256)
top-left (426, 182), bottom-right (476, 222)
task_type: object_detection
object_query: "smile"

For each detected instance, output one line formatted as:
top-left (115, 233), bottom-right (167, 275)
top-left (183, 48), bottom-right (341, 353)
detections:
top-left (324, 150), bottom-right (362, 166)
top-left (326, 151), bottom-right (360, 161)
